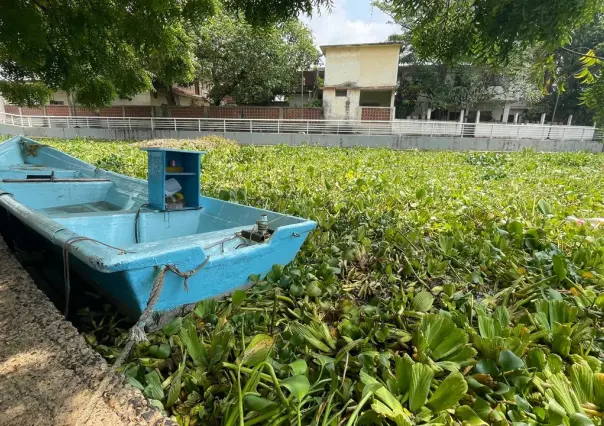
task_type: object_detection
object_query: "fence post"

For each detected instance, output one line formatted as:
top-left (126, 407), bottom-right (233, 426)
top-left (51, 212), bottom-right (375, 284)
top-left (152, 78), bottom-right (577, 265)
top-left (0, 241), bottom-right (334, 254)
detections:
top-left (174, 118), bottom-right (177, 131)
top-left (431, 122), bottom-right (434, 137)
top-left (277, 120), bottom-right (280, 133)
top-left (250, 120), bottom-right (252, 133)
top-left (562, 127), bottom-right (566, 141)
top-left (306, 120), bottom-right (309, 134)
top-left (516, 125), bottom-right (520, 140)
top-left (107, 117), bottom-right (110, 129)
top-left (198, 119), bottom-right (201, 132)
top-left (223, 120), bottom-right (226, 133)
top-left (151, 117), bottom-right (154, 132)
top-left (581, 127), bottom-right (585, 141)
top-left (27, 116), bottom-right (31, 128)
top-left (489, 124), bottom-right (494, 139)
top-left (127, 117), bottom-right (131, 130)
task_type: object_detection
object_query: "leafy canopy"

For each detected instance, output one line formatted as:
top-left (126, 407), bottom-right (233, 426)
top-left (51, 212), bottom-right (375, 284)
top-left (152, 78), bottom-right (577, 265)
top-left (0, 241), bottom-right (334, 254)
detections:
top-left (196, 13), bottom-right (319, 105)
top-left (378, 0), bottom-right (602, 65)
top-left (0, 0), bottom-right (328, 108)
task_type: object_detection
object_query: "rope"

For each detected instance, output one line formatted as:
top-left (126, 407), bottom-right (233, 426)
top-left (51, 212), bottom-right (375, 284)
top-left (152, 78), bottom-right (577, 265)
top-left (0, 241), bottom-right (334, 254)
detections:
top-left (78, 255), bottom-right (210, 425)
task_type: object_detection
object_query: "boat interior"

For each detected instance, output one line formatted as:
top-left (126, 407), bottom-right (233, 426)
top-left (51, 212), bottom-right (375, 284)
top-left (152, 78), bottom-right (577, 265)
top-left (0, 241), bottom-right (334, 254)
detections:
top-left (0, 138), bottom-right (306, 255)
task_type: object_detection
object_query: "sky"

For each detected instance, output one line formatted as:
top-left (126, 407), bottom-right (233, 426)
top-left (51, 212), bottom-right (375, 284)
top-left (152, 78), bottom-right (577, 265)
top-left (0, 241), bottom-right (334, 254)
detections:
top-left (301, 0), bottom-right (398, 47)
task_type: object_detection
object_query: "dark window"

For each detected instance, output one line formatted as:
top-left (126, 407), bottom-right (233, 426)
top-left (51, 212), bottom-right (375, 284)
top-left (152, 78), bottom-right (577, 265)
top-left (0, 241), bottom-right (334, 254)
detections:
top-left (49, 100), bottom-right (64, 105)
top-left (335, 89), bottom-right (347, 97)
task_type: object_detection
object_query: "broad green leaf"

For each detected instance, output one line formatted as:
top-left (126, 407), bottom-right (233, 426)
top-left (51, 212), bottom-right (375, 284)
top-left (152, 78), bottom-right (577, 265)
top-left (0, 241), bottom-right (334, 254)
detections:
top-left (143, 370), bottom-right (164, 401)
top-left (498, 349), bottom-right (524, 371)
top-left (570, 364), bottom-right (593, 404)
top-left (231, 289), bottom-right (246, 308)
top-left (361, 371), bottom-right (404, 414)
top-left (411, 291), bottom-right (434, 312)
top-left (537, 199), bottom-right (552, 215)
top-left (552, 254), bottom-right (567, 281)
top-left (218, 189), bottom-right (231, 201)
top-left (289, 359), bottom-right (308, 375)
top-left (243, 394), bottom-right (278, 412)
top-left (569, 413), bottom-right (595, 426)
top-left (149, 343), bottom-right (171, 359)
top-left (409, 362), bottom-right (434, 413)
top-left (547, 354), bottom-right (564, 374)
top-left (416, 314), bottom-right (469, 361)
top-left (455, 406), bottom-right (488, 425)
top-left (166, 368), bottom-right (182, 408)
top-left (281, 375), bottom-right (310, 400)
top-left (475, 359), bottom-right (499, 376)
top-left (161, 317), bottom-right (182, 336)
top-left (549, 373), bottom-right (581, 415)
top-left (179, 322), bottom-right (204, 365)
top-left (427, 371), bottom-right (468, 411)
top-left (594, 373), bottom-right (604, 409)
top-left (388, 354), bottom-right (414, 396)
top-left (239, 334), bottom-right (273, 367)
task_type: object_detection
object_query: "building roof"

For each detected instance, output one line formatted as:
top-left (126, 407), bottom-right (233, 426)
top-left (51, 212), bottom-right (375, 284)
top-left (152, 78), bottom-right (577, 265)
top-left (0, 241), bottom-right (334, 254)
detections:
top-left (320, 42), bottom-right (403, 54)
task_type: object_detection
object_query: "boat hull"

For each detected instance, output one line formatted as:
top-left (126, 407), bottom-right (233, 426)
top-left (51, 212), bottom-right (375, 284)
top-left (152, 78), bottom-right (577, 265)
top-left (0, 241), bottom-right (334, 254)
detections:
top-left (0, 136), bottom-right (316, 318)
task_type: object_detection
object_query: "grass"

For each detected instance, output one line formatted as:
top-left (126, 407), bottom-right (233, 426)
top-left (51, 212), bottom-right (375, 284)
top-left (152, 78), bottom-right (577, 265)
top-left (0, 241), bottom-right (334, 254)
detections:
top-left (30, 138), bottom-right (604, 424)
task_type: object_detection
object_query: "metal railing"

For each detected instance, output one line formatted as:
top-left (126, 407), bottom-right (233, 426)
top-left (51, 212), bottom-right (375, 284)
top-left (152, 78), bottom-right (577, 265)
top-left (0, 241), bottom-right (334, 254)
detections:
top-left (0, 112), bottom-right (599, 141)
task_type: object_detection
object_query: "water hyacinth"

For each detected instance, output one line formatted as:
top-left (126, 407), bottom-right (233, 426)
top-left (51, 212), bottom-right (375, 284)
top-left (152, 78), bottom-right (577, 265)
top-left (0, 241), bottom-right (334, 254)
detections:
top-left (38, 137), bottom-right (604, 425)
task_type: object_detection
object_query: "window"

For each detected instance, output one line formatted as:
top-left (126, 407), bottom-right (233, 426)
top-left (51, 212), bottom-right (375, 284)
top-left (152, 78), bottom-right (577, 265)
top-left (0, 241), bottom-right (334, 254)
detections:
top-left (49, 100), bottom-right (64, 105)
top-left (335, 89), bottom-right (347, 97)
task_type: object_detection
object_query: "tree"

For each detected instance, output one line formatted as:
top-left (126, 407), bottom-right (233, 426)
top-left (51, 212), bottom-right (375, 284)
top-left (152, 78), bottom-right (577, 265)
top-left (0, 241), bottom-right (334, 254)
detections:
top-left (196, 13), bottom-right (319, 105)
top-left (0, 0), bottom-right (328, 108)
top-left (527, 16), bottom-right (604, 125)
top-left (376, 0), bottom-right (601, 66)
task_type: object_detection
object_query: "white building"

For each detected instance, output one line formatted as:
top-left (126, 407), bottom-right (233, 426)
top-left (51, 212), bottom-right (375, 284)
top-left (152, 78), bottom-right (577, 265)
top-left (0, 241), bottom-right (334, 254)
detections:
top-left (321, 42), bottom-right (402, 121)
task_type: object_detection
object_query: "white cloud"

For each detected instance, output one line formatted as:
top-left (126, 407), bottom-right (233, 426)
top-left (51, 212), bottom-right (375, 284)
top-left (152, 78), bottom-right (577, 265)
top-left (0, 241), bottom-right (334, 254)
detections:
top-left (302, 0), bottom-right (396, 48)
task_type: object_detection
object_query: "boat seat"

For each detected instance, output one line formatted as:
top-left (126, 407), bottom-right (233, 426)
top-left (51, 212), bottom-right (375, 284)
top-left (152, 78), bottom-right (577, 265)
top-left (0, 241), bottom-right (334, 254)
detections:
top-left (0, 164), bottom-right (79, 180)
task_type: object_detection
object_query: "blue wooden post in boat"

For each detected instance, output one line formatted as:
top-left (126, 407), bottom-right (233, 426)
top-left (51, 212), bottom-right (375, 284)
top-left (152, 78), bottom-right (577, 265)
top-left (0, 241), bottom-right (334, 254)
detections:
top-left (0, 136), bottom-right (316, 321)
top-left (141, 148), bottom-right (204, 211)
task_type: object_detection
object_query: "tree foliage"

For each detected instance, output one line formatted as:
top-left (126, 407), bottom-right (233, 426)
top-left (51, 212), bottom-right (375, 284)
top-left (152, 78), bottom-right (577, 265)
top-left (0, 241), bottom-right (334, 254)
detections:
top-left (528, 16), bottom-right (604, 125)
top-left (0, 0), bottom-right (327, 108)
top-left (377, 0), bottom-right (602, 65)
top-left (196, 14), bottom-right (319, 105)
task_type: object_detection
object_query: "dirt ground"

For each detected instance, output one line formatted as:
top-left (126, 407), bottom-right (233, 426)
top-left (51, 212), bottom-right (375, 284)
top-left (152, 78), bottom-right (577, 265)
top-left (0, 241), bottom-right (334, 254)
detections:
top-left (0, 237), bottom-right (173, 426)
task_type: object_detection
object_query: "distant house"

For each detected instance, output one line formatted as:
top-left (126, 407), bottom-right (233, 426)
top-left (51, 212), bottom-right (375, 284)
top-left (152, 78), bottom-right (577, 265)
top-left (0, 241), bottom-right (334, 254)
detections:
top-left (398, 65), bottom-right (529, 123)
top-left (1, 81), bottom-right (212, 115)
top-left (320, 42), bottom-right (402, 120)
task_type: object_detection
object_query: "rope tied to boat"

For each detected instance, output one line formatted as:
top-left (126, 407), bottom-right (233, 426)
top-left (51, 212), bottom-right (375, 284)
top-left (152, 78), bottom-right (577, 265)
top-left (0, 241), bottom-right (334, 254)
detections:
top-left (79, 255), bottom-right (211, 425)
top-left (128, 255), bottom-right (211, 343)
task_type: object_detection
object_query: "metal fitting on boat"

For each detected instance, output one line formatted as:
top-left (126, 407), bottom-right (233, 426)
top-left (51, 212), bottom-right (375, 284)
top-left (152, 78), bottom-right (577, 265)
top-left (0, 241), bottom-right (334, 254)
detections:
top-left (257, 214), bottom-right (269, 234)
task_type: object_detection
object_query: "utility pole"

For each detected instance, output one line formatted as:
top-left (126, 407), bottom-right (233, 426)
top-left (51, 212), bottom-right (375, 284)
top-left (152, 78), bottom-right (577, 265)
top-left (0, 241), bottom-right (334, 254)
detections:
top-left (551, 84), bottom-right (560, 124)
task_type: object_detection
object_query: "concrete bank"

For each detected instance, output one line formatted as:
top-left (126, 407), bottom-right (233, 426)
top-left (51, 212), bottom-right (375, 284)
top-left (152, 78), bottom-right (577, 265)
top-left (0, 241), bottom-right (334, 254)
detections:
top-left (0, 237), bottom-right (172, 426)
top-left (1, 123), bottom-right (602, 153)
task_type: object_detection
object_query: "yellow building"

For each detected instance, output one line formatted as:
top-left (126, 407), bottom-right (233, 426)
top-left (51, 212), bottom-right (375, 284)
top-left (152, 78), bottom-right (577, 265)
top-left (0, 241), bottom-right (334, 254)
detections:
top-left (320, 42), bottom-right (402, 121)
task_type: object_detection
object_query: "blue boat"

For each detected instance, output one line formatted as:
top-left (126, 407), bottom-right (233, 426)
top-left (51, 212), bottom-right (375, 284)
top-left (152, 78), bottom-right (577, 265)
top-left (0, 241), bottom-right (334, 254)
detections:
top-left (0, 136), bottom-right (316, 320)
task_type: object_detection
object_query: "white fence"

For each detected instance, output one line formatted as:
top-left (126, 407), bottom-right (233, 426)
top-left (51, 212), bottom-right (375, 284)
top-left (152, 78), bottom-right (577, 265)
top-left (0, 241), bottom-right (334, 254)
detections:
top-left (0, 112), bottom-right (599, 141)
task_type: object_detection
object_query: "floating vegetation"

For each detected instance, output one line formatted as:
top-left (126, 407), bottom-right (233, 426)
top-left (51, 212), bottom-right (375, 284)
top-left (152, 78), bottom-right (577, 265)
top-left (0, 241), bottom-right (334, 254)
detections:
top-left (43, 138), bottom-right (604, 425)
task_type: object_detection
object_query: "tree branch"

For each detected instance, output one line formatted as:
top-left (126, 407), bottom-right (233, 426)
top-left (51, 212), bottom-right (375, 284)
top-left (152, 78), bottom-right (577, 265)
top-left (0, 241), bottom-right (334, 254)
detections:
top-left (560, 46), bottom-right (604, 61)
